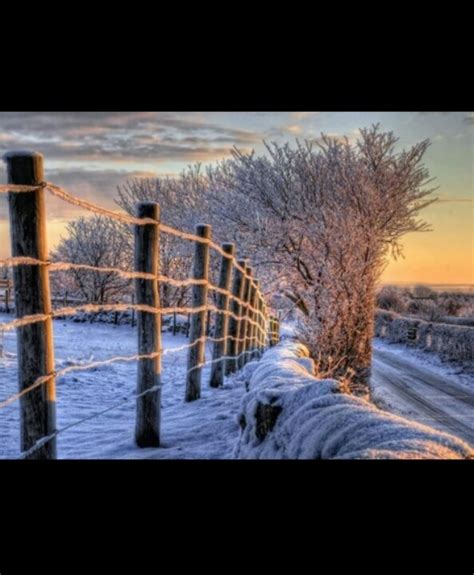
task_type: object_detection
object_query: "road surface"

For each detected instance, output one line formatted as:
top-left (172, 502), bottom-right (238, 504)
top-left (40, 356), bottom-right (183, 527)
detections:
top-left (371, 345), bottom-right (474, 447)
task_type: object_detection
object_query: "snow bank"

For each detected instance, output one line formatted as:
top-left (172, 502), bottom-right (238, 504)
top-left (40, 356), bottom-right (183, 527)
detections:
top-left (375, 309), bottom-right (474, 364)
top-left (233, 341), bottom-right (473, 459)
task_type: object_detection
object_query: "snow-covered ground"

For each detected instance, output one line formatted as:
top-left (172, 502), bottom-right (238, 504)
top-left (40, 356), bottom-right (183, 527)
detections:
top-left (3, 314), bottom-right (473, 459)
top-left (0, 313), bottom-right (247, 459)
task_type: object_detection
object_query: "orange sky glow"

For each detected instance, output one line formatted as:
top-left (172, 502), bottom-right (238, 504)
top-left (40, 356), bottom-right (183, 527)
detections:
top-left (0, 112), bottom-right (472, 287)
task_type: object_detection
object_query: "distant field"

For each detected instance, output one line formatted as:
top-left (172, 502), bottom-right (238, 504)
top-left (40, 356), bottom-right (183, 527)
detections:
top-left (384, 284), bottom-right (474, 294)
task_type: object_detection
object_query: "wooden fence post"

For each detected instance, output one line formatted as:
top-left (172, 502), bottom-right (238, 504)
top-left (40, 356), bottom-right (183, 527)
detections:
top-left (248, 279), bottom-right (259, 361)
top-left (269, 315), bottom-right (275, 347)
top-left (238, 265), bottom-right (253, 369)
top-left (131, 293), bottom-right (136, 328)
top-left (4, 151), bottom-right (57, 459)
top-left (266, 309), bottom-right (271, 348)
top-left (185, 224), bottom-right (211, 401)
top-left (257, 285), bottom-right (264, 357)
top-left (135, 201), bottom-right (161, 447)
top-left (225, 259), bottom-right (245, 376)
top-left (261, 299), bottom-right (267, 355)
top-left (206, 309), bottom-right (212, 336)
top-left (209, 242), bottom-right (235, 388)
top-left (253, 281), bottom-right (262, 359)
top-left (235, 264), bottom-right (249, 369)
top-left (245, 277), bottom-right (257, 365)
top-left (5, 283), bottom-right (10, 313)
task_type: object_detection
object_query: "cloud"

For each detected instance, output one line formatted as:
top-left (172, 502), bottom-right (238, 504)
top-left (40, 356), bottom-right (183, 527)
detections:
top-left (290, 112), bottom-right (319, 120)
top-left (0, 112), bottom-right (261, 166)
top-left (285, 125), bottom-right (303, 135)
top-left (463, 112), bottom-right (474, 125)
top-left (0, 167), bottom-right (168, 221)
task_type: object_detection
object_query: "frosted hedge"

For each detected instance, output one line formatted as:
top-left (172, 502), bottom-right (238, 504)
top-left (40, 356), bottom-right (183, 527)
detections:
top-left (375, 309), bottom-right (474, 363)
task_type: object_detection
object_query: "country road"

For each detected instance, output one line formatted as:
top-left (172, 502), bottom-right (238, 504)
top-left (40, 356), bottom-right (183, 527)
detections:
top-left (371, 344), bottom-right (474, 447)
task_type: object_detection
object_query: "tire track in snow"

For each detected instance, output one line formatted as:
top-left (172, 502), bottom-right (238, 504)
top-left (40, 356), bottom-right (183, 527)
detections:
top-left (372, 348), bottom-right (474, 447)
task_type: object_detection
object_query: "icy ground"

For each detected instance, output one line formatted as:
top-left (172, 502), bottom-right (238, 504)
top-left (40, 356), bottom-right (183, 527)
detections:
top-left (371, 338), bottom-right (474, 447)
top-left (0, 314), bottom-right (247, 459)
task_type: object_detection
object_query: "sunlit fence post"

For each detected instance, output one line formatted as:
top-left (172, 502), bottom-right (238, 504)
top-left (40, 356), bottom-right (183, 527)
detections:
top-left (238, 265), bottom-right (252, 369)
top-left (235, 263), bottom-right (250, 369)
top-left (247, 279), bottom-right (258, 362)
top-left (252, 280), bottom-right (261, 360)
top-left (245, 275), bottom-right (257, 365)
top-left (185, 224), bottom-right (211, 402)
top-left (225, 259), bottom-right (245, 376)
top-left (135, 201), bottom-right (161, 447)
top-left (275, 317), bottom-right (280, 343)
top-left (257, 282), bottom-right (264, 358)
top-left (4, 151), bottom-right (57, 459)
top-left (269, 315), bottom-right (276, 347)
top-left (210, 242), bottom-right (235, 388)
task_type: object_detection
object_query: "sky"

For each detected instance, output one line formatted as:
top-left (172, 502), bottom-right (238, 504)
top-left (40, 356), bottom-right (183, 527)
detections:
top-left (0, 111), bottom-right (472, 285)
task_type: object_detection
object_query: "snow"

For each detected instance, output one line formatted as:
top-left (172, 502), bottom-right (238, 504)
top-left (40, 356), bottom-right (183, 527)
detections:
top-left (370, 338), bottom-right (474, 446)
top-left (373, 337), bottom-right (474, 391)
top-left (0, 313), bottom-right (247, 459)
top-left (234, 340), bottom-right (473, 460)
top-left (3, 313), bottom-right (472, 459)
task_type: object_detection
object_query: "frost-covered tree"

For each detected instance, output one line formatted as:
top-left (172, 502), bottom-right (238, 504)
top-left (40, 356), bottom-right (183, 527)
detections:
top-left (51, 216), bottom-right (132, 304)
top-left (115, 168), bottom-right (219, 308)
top-left (205, 125), bottom-right (437, 393)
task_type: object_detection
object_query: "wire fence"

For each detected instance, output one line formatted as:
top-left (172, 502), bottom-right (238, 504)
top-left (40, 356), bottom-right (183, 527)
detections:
top-left (0, 152), bottom-right (281, 459)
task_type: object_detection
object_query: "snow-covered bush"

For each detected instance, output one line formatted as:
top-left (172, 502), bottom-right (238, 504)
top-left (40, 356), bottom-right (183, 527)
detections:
top-left (376, 286), bottom-right (408, 313)
top-left (234, 341), bottom-right (473, 459)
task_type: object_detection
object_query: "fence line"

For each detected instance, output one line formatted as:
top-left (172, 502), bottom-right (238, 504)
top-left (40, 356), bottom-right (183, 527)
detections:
top-left (1, 263), bottom-right (266, 319)
top-left (0, 332), bottom-right (262, 412)
top-left (0, 301), bottom-right (267, 336)
top-left (1, 184), bottom-right (250, 277)
top-left (0, 151), bottom-right (279, 459)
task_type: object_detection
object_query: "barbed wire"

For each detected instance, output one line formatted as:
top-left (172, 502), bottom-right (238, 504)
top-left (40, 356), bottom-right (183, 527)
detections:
top-left (17, 336), bottom-right (266, 459)
top-left (0, 329), bottom-right (263, 411)
top-left (0, 302), bottom-right (267, 336)
top-left (0, 183), bottom-right (253, 286)
top-left (0, 268), bottom-right (266, 327)
top-left (0, 261), bottom-right (264, 318)
top-left (18, 381), bottom-right (163, 459)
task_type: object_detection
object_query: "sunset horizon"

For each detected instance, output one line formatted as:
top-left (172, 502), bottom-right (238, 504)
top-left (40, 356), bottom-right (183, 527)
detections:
top-left (1, 111), bottom-right (472, 285)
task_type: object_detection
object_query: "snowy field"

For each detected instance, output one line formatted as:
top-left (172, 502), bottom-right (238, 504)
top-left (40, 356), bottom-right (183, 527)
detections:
top-left (0, 313), bottom-right (247, 459)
